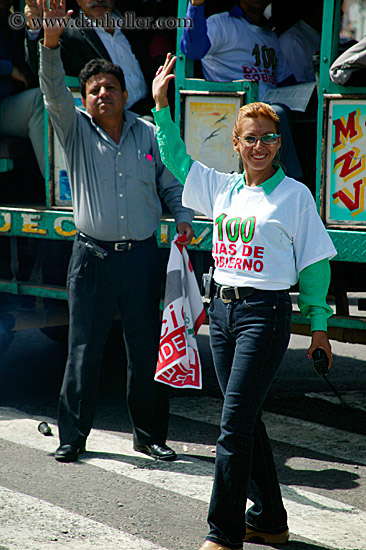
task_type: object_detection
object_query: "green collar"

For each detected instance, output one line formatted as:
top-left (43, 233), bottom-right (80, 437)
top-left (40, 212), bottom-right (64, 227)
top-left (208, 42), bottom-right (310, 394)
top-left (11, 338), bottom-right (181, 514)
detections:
top-left (236, 165), bottom-right (285, 194)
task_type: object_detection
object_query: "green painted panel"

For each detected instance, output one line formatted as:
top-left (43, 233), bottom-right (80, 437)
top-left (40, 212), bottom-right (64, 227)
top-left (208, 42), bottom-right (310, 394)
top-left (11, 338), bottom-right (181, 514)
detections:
top-left (0, 158), bottom-right (13, 172)
top-left (292, 312), bottom-right (366, 331)
top-left (0, 280), bottom-right (68, 300)
top-left (0, 208), bottom-right (214, 250)
top-left (0, 208), bottom-right (76, 240)
top-left (328, 230), bottom-right (366, 262)
top-left (157, 217), bottom-right (213, 251)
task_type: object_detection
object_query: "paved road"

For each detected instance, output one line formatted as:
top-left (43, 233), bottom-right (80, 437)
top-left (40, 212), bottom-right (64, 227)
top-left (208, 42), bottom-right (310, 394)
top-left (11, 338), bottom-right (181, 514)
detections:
top-left (0, 324), bottom-right (365, 550)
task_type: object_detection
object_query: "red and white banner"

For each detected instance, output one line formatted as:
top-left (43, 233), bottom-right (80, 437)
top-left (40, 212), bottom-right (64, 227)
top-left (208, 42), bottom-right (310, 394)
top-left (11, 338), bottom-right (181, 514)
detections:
top-left (155, 235), bottom-right (206, 389)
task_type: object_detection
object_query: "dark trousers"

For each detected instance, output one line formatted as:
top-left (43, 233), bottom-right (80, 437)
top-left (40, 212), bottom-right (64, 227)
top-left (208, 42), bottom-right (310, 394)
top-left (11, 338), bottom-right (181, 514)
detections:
top-left (206, 290), bottom-right (292, 549)
top-left (58, 234), bottom-right (169, 448)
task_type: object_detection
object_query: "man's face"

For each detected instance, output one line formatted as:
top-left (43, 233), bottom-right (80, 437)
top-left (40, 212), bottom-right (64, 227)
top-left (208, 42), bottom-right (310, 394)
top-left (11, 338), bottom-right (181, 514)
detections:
top-left (82, 72), bottom-right (128, 125)
top-left (76, 0), bottom-right (114, 20)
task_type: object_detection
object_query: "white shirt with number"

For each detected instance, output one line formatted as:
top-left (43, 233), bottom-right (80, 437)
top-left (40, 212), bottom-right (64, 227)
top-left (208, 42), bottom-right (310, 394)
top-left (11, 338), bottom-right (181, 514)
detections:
top-left (182, 162), bottom-right (336, 289)
top-left (202, 12), bottom-right (292, 100)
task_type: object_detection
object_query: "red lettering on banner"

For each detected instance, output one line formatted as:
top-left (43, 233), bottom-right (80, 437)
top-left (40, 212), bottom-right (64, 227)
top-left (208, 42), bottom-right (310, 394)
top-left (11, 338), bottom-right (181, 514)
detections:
top-left (158, 326), bottom-right (186, 365)
top-left (241, 67), bottom-right (275, 85)
top-left (171, 333), bottom-right (185, 353)
top-left (242, 245), bottom-right (253, 257)
top-left (169, 304), bottom-right (178, 328)
top-left (160, 319), bottom-right (168, 339)
top-left (242, 66), bottom-right (258, 74)
top-left (157, 348), bottom-right (200, 387)
top-left (254, 260), bottom-right (264, 272)
top-left (254, 246), bottom-right (264, 258)
top-left (333, 110), bottom-right (361, 150)
top-left (334, 149), bottom-right (363, 180)
top-left (332, 178), bottom-right (364, 212)
top-left (211, 217), bottom-right (266, 271)
top-left (234, 258), bottom-right (241, 269)
top-left (160, 342), bottom-right (174, 361)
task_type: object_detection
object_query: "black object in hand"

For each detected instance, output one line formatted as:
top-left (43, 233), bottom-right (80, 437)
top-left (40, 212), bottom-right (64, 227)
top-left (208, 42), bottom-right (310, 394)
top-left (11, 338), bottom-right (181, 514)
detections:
top-left (312, 348), bottom-right (329, 376)
top-left (38, 422), bottom-right (53, 436)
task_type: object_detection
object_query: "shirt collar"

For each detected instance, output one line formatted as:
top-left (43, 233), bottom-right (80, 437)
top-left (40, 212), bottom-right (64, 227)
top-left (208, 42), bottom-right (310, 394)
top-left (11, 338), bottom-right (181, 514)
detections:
top-left (79, 9), bottom-right (117, 29)
top-left (229, 4), bottom-right (252, 23)
top-left (123, 109), bottom-right (139, 128)
top-left (235, 165), bottom-right (285, 194)
top-left (79, 108), bottom-right (138, 146)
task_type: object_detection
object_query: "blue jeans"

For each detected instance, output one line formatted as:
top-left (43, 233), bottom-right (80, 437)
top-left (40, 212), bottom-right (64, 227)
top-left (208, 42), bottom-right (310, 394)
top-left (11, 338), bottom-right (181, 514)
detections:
top-left (206, 290), bottom-right (292, 549)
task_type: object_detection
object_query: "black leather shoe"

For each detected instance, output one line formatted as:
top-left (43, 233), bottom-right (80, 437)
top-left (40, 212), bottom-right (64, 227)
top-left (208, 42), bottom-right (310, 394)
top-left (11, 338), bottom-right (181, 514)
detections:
top-left (55, 444), bottom-right (86, 463)
top-left (133, 443), bottom-right (177, 461)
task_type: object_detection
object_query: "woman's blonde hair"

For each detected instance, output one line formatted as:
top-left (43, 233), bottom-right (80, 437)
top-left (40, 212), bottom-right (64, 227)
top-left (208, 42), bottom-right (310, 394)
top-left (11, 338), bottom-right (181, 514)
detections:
top-left (233, 102), bottom-right (280, 138)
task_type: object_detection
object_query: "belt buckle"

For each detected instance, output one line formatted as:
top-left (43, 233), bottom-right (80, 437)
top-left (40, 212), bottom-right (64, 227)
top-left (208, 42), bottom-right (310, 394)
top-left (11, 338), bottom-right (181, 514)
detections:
top-left (114, 242), bottom-right (131, 252)
top-left (219, 286), bottom-right (232, 304)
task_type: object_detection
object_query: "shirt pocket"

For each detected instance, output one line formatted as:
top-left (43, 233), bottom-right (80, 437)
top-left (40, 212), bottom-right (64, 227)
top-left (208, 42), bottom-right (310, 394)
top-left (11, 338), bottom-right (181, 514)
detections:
top-left (137, 155), bottom-right (156, 185)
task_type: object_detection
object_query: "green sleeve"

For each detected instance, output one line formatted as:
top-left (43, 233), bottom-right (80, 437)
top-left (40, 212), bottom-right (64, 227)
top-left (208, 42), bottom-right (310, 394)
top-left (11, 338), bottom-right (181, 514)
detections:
top-left (298, 258), bottom-right (334, 332)
top-left (152, 106), bottom-right (194, 185)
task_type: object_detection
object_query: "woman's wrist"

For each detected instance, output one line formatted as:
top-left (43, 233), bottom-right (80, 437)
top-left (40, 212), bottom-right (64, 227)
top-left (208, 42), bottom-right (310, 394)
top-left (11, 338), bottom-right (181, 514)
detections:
top-left (154, 98), bottom-right (169, 111)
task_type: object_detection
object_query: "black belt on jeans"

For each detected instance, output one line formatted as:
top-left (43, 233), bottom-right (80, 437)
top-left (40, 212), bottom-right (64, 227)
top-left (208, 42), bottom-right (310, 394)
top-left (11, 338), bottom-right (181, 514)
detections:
top-left (77, 231), bottom-right (152, 252)
top-left (214, 283), bottom-right (256, 303)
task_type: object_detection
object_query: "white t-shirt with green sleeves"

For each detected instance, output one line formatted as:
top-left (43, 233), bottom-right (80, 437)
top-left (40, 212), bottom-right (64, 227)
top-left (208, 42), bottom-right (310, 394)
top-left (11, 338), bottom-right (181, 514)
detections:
top-left (183, 162), bottom-right (337, 289)
top-left (152, 105), bottom-right (335, 330)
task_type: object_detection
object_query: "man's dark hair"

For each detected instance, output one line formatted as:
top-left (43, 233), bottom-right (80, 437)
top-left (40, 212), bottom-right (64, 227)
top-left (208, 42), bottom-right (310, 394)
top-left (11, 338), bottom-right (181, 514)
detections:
top-left (79, 59), bottom-right (126, 98)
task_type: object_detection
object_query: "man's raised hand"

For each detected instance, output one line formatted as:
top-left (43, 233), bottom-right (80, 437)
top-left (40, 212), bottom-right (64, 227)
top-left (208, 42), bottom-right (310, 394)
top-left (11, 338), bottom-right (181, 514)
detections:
top-left (43, 0), bottom-right (73, 48)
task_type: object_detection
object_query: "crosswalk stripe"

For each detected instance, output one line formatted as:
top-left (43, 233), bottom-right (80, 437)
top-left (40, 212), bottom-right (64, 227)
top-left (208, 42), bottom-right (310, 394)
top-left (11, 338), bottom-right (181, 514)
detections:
top-left (170, 396), bottom-right (366, 466)
top-left (0, 406), bottom-right (365, 550)
top-left (0, 486), bottom-right (169, 550)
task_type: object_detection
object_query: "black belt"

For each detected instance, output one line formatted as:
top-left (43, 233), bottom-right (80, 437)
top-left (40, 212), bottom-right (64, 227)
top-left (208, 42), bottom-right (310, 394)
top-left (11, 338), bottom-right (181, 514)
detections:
top-left (77, 232), bottom-right (153, 252)
top-left (214, 283), bottom-right (255, 303)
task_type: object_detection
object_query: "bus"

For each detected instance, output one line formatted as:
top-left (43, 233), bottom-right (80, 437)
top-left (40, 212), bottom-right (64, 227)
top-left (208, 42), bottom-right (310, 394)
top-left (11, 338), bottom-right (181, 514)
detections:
top-left (0, 0), bottom-right (365, 354)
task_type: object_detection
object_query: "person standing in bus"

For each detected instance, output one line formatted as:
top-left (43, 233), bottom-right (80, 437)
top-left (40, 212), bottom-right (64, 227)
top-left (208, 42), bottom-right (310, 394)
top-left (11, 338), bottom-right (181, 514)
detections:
top-left (152, 53), bottom-right (336, 550)
top-left (0, 0), bottom-right (45, 177)
top-left (38, 0), bottom-right (193, 464)
top-left (25, 0), bottom-right (157, 115)
top-left (279, 4), bottom-right (323, 84)
top-left (180, 0), bottom-right (303, 180)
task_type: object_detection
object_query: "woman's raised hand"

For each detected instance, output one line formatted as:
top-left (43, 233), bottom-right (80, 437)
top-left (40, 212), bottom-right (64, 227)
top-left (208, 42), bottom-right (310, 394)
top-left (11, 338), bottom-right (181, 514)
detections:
top-left (152, 53), bottom-right (177, 111)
